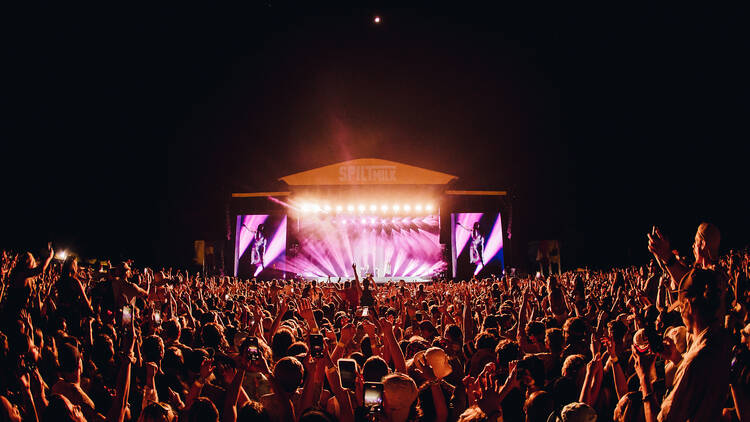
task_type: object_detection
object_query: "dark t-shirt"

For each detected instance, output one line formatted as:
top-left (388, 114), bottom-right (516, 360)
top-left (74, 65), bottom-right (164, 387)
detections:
top-left (57, 276), bottom-right (81, 308)
top-left (360, 288), bottom-right (375, 308)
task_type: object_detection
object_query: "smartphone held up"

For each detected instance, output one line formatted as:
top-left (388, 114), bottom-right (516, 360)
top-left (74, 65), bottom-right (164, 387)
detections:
top-left (364, 381), bottom-right (384, 412)
top-left (338, 358), bottom-right (357, 390)
top-left (122, 305), bottom-right (132, 328)
top-left (310, 334), bottom-right (324, 358)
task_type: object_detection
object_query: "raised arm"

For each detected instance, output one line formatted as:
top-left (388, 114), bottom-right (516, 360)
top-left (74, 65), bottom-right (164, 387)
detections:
top-left (516, 291), bottom-right (530, 352)
top-left (184, 358), bottom-right (215, 410)
top-left (462, 289), bottom-right (475, 347)
top-left (222, 360), bottom-right (247, 422)
top-left (266, 299), bottom-right (289, 343)
top-left (648, 227), bottom-right (689, 290)
top-left (298, 354), bottom-right (325, 416)
top-left (378, 317), bottom-right (406, 373)
top-left (323, 351), bottom-right (354, 422)
top-left (107, 312), bottom-right (135, 422)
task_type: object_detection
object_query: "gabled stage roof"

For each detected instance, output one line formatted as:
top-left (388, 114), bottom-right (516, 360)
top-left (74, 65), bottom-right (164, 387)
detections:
top-left (279, 158), bottom-right (458, 186)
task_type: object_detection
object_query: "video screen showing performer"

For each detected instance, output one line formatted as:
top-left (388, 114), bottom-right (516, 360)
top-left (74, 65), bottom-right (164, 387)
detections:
top-left (234, 215), bottom-right (286, 278)
top-left (249, 223), bottom-right (267, 269)
top-left (451, 213), bottom-right (504, 279)
top-left (457, 221), bottom-right (485, 267)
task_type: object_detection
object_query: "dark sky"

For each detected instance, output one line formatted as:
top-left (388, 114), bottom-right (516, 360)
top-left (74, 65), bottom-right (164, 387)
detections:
top-left (2, 3), bottom-right (748, 269)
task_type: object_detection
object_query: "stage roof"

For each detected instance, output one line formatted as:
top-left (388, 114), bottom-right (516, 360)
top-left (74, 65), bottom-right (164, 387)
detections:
top-left (279, 158), bottom-right (458, 186)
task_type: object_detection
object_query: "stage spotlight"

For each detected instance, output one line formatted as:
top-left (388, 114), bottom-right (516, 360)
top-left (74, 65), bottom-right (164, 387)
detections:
top-left (347, 204), bottom-right (355, 212)
top-left (358, 204), bottom-right (365, 212)
top-left (415, 204), bottom-right (423, 212)
top-left (380, 204), bottom-right (388, 212)
top-left (361, 218), bottom-right (366, 224)
top-left (370, 218), bottom-right (376, 224)
top-left (300, 203), bottom-right (310, 213)
top-left (342, 219), bottom-right (348, 224)
top-left (312, 204), bottom-right (321, 213)
top-left (369, 204), bottom-right (377, 212)
top-left (335, 205), bottom-right (343, 212)
top-left (404, 204), bottom-right (412, 212)
top-left (323, 204), bottom-right (332, 212)
top-left (425, 204), bottom-right (434, 211)
top-left (392, 204), bottom-right (400, 212)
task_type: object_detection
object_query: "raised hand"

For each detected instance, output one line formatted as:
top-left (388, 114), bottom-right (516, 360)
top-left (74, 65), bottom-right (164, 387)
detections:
top-left (463, 375), bottom-right (480, 405)
top-left (377, 317), bottom-right (392, 333)
top-left (587, 351), bottom-right (604, 376)
top-left (505, 361), bottom-right (520, 390)
top-left (590, 334), bottom-right (602, 357)
top-left (298, 298), bottom-right (315, 324)
top-left (18, 371), bottom-right (31, 392)
top-left (362, 320), bottom-right (378, 340)
top-left (167, 387), bottom-right (185, 410)
top-left (647, 226), bottom-right (671, 262)
top-left (199, 358), bottom-right (215, 381)
top-left (414, 353), bottom-right (437, 382)
top-left (277, 298), bottom-right (289, 318)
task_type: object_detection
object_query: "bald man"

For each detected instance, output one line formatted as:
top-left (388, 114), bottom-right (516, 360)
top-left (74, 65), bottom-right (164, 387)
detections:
top-left (648, 222), bottom-right (721, 289)
top-left (649, 221), bottom-right (730, 324)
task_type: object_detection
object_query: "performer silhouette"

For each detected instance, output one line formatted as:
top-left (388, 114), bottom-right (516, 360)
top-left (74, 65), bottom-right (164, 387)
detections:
top-left (244, 223), bottom-right (267, 270)
top-left (458, 221), bottom-right (485, 268)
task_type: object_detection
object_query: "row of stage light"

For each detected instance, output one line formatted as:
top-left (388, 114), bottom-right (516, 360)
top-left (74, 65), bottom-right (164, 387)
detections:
top-left (297, 203), bottom-right (435, 214)
top-left (303, 216), bottom-right (435, 226)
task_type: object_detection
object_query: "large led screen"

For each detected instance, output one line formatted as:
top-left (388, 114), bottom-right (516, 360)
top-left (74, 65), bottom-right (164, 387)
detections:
top-left (234, 214), bottom-right (287, 278)
top-left (451, 213), bottom-right (504, 278)
top-left (284, 214), bottom-right (445, 279)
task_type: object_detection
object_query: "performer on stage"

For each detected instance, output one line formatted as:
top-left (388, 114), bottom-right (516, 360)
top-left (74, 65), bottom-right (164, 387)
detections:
top-left (458, 221), bottom-right (485, 268)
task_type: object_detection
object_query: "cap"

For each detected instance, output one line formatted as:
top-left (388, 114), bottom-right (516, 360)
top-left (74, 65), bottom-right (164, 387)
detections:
top-left (554, 402), bottom-right (598, 422)
top-left (664, 326), bottom-right (687, 354)
top-left (633, 329), bottom-right (649, 353)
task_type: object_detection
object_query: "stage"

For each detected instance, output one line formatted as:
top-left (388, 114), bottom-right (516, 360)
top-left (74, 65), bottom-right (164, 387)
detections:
top-left (307, 276), bottom-right (433, 284)
top-left (230, 158), bottom-right (509, 281)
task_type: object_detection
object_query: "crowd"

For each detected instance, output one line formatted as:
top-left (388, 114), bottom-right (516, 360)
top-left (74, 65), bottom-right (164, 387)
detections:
top-left (0, 222), bottom-right (748, 422)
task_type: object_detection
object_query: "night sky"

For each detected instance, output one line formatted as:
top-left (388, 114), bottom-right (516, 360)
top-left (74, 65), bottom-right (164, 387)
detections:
top-left (2, 3), bottom-right (748, 270)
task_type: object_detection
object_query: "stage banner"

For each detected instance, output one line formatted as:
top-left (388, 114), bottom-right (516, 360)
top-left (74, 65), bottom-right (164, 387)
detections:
top-left (280, 158), bottom-right (457, 186)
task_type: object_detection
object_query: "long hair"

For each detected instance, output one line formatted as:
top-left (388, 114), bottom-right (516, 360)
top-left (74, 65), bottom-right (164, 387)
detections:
top-left (61, 256), bottom-right (78, 278)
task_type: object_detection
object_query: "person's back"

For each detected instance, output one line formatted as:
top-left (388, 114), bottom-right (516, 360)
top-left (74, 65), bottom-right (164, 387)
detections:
top-left (637, 268), bottom-right (731, 422)
top-left (658, 321), bottom-right (731, 421)
top-left (259, 357), bottom-right (303, 422)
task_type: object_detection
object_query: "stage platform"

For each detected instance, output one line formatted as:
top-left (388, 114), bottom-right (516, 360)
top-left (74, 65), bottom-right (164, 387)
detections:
top-left (307, 276), bottom-right (432, 284)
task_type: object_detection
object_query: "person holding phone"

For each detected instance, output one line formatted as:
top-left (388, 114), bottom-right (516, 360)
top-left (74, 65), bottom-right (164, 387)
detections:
top-left (109, 261), bottom-right (148, 310)
top-left (634, 268), bottom-right (731, 422)
top-left (54, 256), bottom-right (94, 336)
top-left (2, 244), bottom-right (54, 319)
